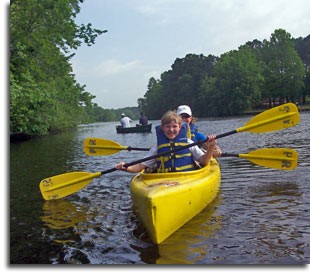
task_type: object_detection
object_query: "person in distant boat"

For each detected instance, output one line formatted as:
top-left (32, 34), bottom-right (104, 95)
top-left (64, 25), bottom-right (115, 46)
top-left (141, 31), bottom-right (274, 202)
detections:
top-left (115, 110), bottom-right (217, 173)
top-left (176, 105), bottom-right (222, 158)
top-left (139, 112), bottom-right (148, 126)
top-left (120, 113), bottom-right (132, 128)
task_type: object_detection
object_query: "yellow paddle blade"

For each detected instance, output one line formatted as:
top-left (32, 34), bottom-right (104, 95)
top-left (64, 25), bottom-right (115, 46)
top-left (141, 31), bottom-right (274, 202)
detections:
top-left (239, 148), bottom-right (298, 170)
top-left (237, 103), bottom-right (300, 133)
top-left (39, 171), bottom-right (101, 200)
top-left (84, 137), bottom-right (126, 156)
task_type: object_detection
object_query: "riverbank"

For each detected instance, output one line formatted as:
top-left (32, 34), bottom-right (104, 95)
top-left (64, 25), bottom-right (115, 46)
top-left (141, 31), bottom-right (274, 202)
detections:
top-left (241, 103), bottom-right (310, 116)
top-left (10, 103), bottom-right (310, 142)
top-left (297, 104), bottom-right (310, 112)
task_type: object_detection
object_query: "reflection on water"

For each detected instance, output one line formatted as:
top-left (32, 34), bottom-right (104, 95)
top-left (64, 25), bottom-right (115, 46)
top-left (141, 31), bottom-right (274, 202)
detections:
top-left (41, 200), bottom-right (88, 230)
top-left (10, 114), bottom-right (310, 264)
top-left (156, 196), bottom-right (223, 264)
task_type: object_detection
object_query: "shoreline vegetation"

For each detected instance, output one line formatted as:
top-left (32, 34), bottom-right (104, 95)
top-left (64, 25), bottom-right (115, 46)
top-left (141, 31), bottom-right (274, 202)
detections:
top-left (10, 104), bottom-right (310, 142)
top-left (10, 1), bottom-right (310, 141)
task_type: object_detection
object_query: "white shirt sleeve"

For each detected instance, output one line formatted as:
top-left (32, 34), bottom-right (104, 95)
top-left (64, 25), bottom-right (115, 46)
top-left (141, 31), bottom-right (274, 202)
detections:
top-left (141, 146), bottom-right (157, 168)
top-left (188, 139), bottom-right (204, 160)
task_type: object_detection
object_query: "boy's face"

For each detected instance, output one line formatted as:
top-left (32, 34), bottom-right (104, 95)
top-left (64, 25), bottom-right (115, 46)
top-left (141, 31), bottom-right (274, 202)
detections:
top-left (161, 121), bottom-right (181, 140)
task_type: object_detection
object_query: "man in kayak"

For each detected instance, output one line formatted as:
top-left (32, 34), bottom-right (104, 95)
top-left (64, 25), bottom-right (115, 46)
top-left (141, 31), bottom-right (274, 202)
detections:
top-left (176, 105), bottom-right (222, 158)
top-left (120, 113), bottom-right (132, 128)
top-left (115, 110), bottom-right (217, 173)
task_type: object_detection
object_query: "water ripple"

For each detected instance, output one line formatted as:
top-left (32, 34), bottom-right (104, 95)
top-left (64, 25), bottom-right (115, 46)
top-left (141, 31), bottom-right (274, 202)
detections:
top-left (11, 114), bottom-right (310, 264)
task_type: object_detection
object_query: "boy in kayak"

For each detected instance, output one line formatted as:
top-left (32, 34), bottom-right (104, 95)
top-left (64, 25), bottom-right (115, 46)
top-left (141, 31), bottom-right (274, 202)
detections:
top-left (115, 110), bottom-right (217, 173)
top-left (176, 105), bottom-right (222, 158)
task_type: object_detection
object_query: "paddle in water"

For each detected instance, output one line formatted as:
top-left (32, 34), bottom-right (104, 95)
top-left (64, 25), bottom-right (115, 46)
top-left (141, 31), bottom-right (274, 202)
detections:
top-left (39, 103), bottom-right (300, 200)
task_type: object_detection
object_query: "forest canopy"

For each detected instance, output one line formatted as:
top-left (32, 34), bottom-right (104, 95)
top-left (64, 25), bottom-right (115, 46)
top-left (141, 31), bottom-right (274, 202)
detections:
top-left (10, 0), bottom-right (310, 136)
top-left (139, 29), bottom-right (310, 119)
top-left (10, 0), bottom-right (106, 136)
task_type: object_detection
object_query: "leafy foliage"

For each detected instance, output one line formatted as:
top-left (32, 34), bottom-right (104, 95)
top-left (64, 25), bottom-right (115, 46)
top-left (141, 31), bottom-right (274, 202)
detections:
top-left (141, 29), bottom-right (308, 119)
top-left (262, 29), bottom-right (305, 106)
top-left (10, 3), bottom-right (309, 135)
top-left (143, 54), bottom-right (218, 117)
top-left (201, 47), bottom-right (264, 116)
top-left (10, 0), bottom-right (106, 136)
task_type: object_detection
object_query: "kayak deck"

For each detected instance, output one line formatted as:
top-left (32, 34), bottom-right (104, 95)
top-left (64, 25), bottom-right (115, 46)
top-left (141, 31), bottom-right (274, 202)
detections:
top-left (130, 159), bottom-right (221, 244)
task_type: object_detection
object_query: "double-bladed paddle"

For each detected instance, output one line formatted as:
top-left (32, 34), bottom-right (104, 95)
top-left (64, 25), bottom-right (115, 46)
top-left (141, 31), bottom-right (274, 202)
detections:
top-left (83, 137), bottom-right (298, 170)
top-left (221, 148), bottom-right (298, 171)
top-left (84, 103), bottom-right (299, 156)
top-left (40, 103), bottom-right (300, 200)
top-left (84, 138), bottom-right (149, 156)
top-left (39, 147), bottom-right (298, 200)
top-left (83, 138), bottom-right (298, 170)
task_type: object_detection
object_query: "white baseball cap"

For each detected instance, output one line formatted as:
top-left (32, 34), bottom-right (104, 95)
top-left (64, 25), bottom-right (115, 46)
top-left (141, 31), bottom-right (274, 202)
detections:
top-left (177, 105), bottom-right (192, 116)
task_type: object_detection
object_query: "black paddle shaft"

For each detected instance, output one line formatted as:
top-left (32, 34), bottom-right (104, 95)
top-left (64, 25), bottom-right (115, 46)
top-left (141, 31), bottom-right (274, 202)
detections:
top-left (127, 146), bottom-right (150, 151)
top-left (100, 129), bottom-right (237, 176)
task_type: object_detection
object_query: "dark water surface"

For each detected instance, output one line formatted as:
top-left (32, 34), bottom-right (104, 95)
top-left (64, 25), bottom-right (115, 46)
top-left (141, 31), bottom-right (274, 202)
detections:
top-left (10, 113), bottom-right (310, 264)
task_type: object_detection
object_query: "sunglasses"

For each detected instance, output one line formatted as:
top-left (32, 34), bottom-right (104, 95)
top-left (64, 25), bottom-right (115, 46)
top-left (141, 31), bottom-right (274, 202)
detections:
top-left (180, 114), bottom-right (191, 119)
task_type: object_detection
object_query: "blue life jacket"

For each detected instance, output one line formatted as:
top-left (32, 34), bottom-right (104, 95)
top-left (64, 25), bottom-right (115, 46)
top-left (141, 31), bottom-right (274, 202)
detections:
top-left (186, 123), bottom-right (207, 146)
top-left (188, 124), bottom-right (198, 141)
top-left (156, 123), bottom-right (195, 172)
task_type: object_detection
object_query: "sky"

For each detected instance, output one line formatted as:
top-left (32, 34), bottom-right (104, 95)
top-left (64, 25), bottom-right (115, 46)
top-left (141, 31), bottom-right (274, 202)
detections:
top-left (70, 0), bottom-right (310, 109)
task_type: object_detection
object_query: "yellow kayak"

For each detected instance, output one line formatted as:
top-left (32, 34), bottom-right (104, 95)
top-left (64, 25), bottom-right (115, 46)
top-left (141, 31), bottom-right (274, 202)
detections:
top-left (130, 159), bottom-right (221, 244)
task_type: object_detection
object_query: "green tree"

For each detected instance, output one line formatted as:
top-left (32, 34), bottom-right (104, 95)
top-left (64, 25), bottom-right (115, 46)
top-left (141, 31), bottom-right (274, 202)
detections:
top-left (262, 29), bottom-right (305, 105)
top-left (200, 48), bottom-right (264, 116)
top-left (141, 54), bottom-right (218, 118)
top-left (137, 97), bottom-right (147, 114)
top-left (90, 105), bottom-right (117, 122)
top-left (143, 77), bottom-right (164, 119)
top-left (294, 35), bottom-right (310, 103)
top-left (140, 29), bottom-right (309, 118)
top-left (10, 0), bottom-right (106, 136)
top-left (165, 54), bottom-right (218, 111)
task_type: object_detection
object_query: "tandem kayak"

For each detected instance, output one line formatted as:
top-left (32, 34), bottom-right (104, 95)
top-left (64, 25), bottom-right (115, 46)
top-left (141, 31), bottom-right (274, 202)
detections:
top-left (116, 124), bottom-right (152, 134)
top-left (130, 159), bottom-right (221, 244)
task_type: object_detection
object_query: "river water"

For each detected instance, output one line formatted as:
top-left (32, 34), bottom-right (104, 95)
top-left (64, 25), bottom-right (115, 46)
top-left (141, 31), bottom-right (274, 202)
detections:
top-left (10, 112), bottom-right (310, 264)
